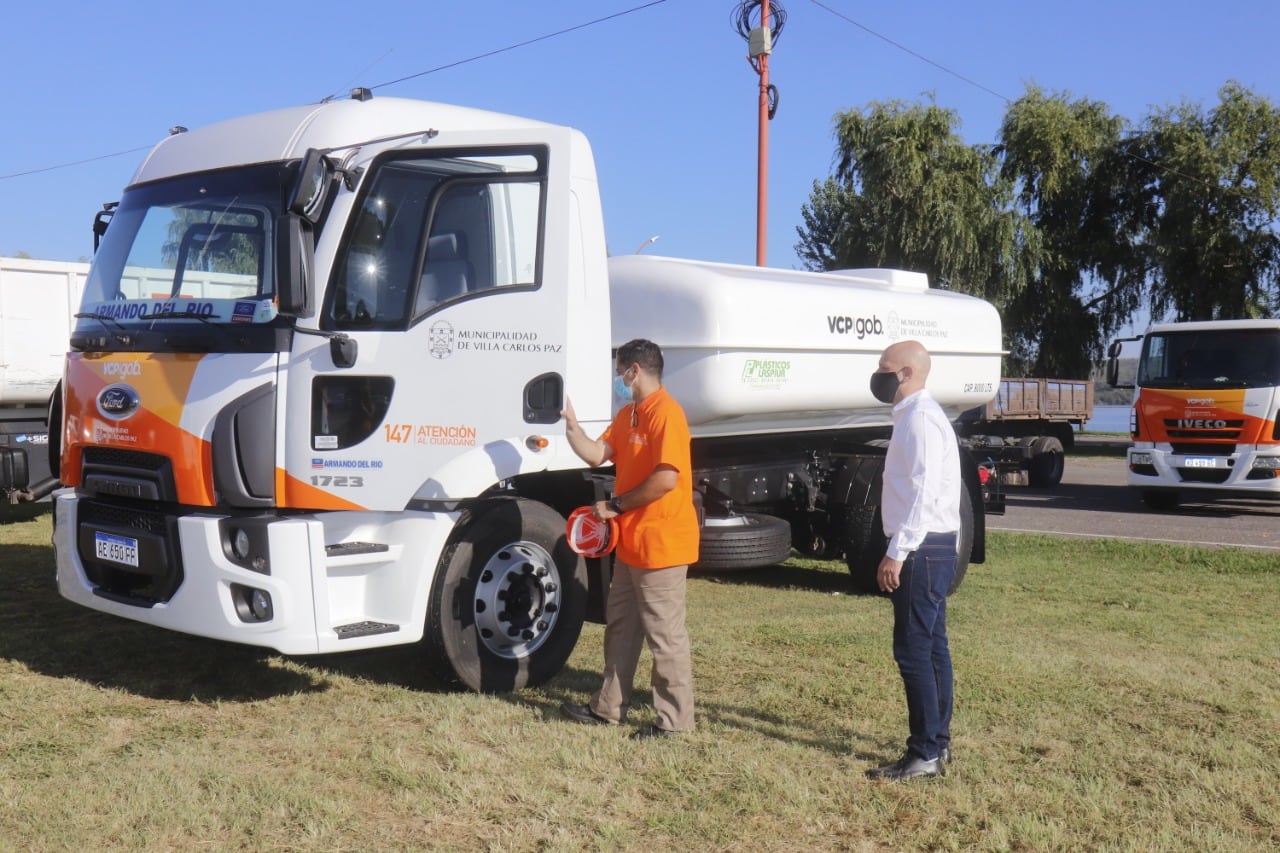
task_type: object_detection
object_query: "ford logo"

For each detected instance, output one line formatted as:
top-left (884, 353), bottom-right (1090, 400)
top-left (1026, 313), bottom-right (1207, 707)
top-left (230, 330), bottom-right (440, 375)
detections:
top-left (98, 384), bottom-right (141, 420)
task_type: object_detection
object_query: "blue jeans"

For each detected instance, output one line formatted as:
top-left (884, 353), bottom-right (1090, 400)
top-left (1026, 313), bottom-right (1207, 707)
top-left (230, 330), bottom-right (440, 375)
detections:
top-left (890, 531), bottom-right (956, 761)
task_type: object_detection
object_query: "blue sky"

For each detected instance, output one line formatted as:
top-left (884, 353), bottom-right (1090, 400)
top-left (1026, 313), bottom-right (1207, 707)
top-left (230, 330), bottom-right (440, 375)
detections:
top-left (3, 0), bottom-right (1277, 276)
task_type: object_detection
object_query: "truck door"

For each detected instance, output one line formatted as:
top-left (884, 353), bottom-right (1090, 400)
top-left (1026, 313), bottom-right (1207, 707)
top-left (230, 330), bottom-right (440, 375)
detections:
top-left (282, 141), bottom-right (574, 510)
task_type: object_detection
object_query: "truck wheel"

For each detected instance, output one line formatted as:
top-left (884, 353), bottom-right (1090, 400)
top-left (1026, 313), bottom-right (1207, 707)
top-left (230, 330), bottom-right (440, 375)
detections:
top-left (425, 499), bottom-right (587, 692)
top-left (1141, 490), bottom-right (1180, 511)
top-left (843, 501), bottom-right (886, 594)
top-left (693, 513), bottom-right (792, 571)
top-left (1027, 435), bottom-right (1065, 488)
top-left (844, 480), bottom-right (974, 596)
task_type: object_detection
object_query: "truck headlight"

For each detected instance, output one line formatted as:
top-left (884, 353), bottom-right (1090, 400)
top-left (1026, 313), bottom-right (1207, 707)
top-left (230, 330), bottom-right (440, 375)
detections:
top-left (231, 583), bottom-right (273, 622)
top-left (1251, 456), bottom-right (1280, 470)
top-left (1130, 451), bottom-right (1153, 466)
top-left (230, 527), bottom-right (251, 560)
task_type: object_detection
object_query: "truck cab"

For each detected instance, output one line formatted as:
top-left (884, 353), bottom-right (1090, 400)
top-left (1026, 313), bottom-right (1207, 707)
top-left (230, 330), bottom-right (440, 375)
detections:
top-left (1107, 319), bottom-right (1280, 509)
top-left (56, 95), bottom-right (613, 690)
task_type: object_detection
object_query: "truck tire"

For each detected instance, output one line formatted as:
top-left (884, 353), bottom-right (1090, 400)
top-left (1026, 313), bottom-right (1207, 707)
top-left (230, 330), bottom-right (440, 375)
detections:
top-left (1141, 489), bottom-right (1180, 511)
top-left (1027, 435), bottom-right (1065, 488)
top-left (844, 480), bottom-right (974, 596)
top-left (425, 499), bottom-right (587, 692)
top-left (693, 512), bottom-right (792, 571)
top-left (843, 501), bottom-right (886, 594)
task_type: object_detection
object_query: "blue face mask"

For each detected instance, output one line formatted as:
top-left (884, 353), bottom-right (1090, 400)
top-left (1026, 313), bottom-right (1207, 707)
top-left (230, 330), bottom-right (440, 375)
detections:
top-left (613, 373), bottom-right (632, 404)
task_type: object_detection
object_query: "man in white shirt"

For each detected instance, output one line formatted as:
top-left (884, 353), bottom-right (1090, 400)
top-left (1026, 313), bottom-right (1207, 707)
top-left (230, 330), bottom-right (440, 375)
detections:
top-left (865, 339), bottom-right (962, 782)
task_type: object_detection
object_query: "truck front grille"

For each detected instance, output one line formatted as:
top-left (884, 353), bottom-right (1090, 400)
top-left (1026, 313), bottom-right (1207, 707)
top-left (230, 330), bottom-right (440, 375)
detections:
top-left (1164, 420), bottom-right (1244, 441)
top-left (77, 499), bottom-right (184, 604)
top-left (81, 447), bottom-right (178, 503)
top-left (1169, 442), bottom-right (1236, 456)
top-left (1176, 468), bottom-right (1232, 484)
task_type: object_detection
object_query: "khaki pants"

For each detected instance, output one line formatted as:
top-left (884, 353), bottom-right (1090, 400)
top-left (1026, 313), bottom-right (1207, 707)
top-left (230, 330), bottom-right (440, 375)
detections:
top-left (590, 559), bottom-right (695, 732)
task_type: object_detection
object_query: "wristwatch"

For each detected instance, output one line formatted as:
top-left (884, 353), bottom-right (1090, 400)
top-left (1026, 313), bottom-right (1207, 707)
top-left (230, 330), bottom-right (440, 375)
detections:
top-left (608, 496), bottom-right (625, 514)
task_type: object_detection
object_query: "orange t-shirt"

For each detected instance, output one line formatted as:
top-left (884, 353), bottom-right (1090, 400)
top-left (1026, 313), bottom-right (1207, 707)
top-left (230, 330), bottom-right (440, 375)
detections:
top-left (600, 386), bottom-right (700, 569)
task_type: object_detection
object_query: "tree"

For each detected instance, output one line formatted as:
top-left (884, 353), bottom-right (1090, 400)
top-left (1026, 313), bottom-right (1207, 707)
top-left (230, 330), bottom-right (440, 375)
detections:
top-left (796, 99), bottom-right (1030, 310)
top-left (995, 87), bottom-right (1141, 376)
top-left (1129, 82), bottom-right (1280, 321)
top-left (797, 83), bottom-right (1280, 378)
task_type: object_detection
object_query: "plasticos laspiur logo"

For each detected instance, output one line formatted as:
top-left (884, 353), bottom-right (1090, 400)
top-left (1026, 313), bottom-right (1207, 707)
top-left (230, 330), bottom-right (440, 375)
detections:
top-left (98, 384), bottom-right (141, 420)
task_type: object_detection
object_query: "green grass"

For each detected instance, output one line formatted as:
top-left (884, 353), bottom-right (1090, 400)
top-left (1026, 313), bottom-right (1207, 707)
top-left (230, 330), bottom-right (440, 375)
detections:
top-left (1, 517), bottom-right (1276, 851)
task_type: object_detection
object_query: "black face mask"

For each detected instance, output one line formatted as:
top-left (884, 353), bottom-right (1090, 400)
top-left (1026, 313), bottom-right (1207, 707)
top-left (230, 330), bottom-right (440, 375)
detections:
top-left (870, 369), bottom-right (901, 404)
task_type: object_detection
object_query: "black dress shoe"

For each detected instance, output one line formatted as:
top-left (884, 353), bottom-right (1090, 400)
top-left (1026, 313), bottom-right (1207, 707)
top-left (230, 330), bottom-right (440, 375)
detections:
top-left (630, 725), bottom-right (678, 741)
top-left (560, 701), bottom-right (615, 726)
top-left (865, 753), bottom-right (943, 781)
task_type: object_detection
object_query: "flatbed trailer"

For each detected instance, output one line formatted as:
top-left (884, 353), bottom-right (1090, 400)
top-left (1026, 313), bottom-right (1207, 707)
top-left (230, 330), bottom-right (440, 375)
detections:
top-left (956, 378), bottom-right (1094, 488)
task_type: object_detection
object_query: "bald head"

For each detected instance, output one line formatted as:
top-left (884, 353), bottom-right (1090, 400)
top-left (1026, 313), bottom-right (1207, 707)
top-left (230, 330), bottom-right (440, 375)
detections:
top-left (875, 340), bottom-right (932, 403)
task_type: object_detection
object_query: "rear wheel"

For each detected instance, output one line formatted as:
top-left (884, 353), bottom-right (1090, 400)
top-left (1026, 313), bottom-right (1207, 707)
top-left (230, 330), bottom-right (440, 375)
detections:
top-left (1027, 435), bottom-right (1065, 488)
top-left (843, 501), bottom-right (885, 594)
top-left (844, 479), bottom-right (974, 596)
top-left (425, 499), bottom-right (587, 692)
top-left (693, 512), bottom-right (792, 571)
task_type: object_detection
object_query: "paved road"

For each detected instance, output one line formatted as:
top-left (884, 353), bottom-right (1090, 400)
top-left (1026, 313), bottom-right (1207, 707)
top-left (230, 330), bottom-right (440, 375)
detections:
top-left (987, 446), bottom-right (1280, 552)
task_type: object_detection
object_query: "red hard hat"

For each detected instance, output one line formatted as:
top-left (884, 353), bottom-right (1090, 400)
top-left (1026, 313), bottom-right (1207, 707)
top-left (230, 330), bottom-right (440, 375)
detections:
top-left (566, 506), bottom-right (619, 558)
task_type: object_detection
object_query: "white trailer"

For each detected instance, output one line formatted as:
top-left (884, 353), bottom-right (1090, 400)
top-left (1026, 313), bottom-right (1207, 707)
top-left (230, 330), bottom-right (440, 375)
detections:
top-left (49, 93), bottom-right (1005, 690)
top-left (0, 257), bottom-right (88, 512)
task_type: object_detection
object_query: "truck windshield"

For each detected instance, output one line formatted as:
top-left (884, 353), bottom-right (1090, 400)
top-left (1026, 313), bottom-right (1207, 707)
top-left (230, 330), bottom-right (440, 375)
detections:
top-left (1138, 328), bottom-right (1280, 389)
top-left (74, 163), bottom-right (297, 350)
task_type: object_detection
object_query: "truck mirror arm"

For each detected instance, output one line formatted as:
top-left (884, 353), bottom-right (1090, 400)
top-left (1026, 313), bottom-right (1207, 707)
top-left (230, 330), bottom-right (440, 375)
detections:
top-left (294, 325), bottom-right (358, 369)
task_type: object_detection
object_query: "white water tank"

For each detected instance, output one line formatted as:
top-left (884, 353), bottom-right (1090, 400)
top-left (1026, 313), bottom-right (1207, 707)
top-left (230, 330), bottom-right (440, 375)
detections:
top-left (608, 255), bottom-right (1003, 436)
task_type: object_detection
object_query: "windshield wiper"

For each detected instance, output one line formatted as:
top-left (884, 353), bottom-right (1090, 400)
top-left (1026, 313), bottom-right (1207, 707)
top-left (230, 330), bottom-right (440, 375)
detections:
top-left (74, 311), bottom-right (136, 345)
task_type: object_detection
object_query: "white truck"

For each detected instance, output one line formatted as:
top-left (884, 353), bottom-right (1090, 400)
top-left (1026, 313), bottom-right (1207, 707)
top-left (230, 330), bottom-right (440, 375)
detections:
top-left (0, 256), bottom-right (88, 517)
top-left (48, 93), bottom-right (1005, 691)
top-left (1106, 319), bottom-right (1280, 509)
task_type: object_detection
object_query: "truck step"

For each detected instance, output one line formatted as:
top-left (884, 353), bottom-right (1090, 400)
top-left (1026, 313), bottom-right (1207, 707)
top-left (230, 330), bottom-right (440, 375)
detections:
top-left (324, 541), bottom-right (389, 556)
top-left (334, 621), bottom-right (400, 639)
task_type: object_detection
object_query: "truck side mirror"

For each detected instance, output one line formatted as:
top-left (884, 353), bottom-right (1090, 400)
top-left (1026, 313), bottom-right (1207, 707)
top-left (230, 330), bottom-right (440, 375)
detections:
top-left (276, 212), bottom-right (314, 318)
top-left (288, 149), bottom-right (332, 223)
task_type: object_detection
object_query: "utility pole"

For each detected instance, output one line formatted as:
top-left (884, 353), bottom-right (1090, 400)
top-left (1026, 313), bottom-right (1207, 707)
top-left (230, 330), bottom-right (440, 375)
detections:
top-left (755, 1), bottom-right (771, 266)
top-left (736, 1), bottom-right (782, 267)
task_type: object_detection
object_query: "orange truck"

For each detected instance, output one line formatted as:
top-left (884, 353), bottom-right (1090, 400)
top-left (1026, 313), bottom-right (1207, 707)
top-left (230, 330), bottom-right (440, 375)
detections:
top-left (1106, 319), bottom-right (1280, 509)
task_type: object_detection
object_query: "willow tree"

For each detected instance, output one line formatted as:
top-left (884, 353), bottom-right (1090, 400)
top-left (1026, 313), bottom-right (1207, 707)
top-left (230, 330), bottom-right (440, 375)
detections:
top-left (995, 87), bottom-right (1139, 376)
top-left (795, 99), bottom-right (1029, 310)
top-left (1130, 82), bottom-right (1280, 321)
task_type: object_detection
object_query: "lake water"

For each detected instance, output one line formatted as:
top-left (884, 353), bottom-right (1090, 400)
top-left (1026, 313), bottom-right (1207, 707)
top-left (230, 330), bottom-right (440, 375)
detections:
top-left (1085, 404), bottom-right (1130, 434)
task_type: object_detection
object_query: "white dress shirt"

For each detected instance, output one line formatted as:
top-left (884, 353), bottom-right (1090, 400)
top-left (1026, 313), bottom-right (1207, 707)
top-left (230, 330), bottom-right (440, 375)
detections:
top-left (881, 388), bottom-right (962, 561)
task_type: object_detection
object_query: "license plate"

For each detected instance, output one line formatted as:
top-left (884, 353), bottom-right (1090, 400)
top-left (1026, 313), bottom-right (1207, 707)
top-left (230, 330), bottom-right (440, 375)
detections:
top-left (1184, 457), bottom-right (1217, 469)
top-left (94, 532), bottom-right (139, 567)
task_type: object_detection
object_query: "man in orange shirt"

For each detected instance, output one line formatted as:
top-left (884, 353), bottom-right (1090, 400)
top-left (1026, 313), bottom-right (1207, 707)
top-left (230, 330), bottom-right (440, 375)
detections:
top-left (559, 338), bottom-right (700, 739)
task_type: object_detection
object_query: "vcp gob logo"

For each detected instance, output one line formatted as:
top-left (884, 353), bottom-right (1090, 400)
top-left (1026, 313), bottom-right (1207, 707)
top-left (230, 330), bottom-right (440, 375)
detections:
top-left (97, 384), bottom-right (141, 420)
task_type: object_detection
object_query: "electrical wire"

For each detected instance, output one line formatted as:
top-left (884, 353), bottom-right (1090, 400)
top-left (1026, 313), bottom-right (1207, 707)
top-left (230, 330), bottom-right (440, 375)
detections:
top-left (0, 0), bottom-right (672, 184)
top-left (732, 0), bottom-right (787, 46)
top-left (0, 145), bottom-right (153, 182)
top-left (808, 0), bottom-right (1008, 103)
top-left (369, 0), bottom-right (672, 92)
top-left (807, 0), bottom-right (1211, 188)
